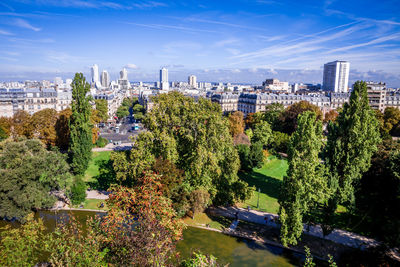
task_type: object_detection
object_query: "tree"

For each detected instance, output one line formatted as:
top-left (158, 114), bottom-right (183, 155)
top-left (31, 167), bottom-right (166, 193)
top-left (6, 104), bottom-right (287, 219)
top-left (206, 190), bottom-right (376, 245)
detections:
top-left (251, 120), bottom-right (272, 148)
top-left (69, 176), bottom-right (86, 205)
top-left (116, 105), bottom-right (129, 119)
top-left (46, 216), bottom-right (107, 266)
top-left (237, 144), bottom-right (252, 172)
top-left (31, 108), bottom-right (58, 147)
top-left (55, 108), bottom-right (72, 151)
top-left (90, 108), bottom-right (101, 144)
top-left (384, 107), bottom-right (400, 135)
top-left (0, 214), bottom-right (48, 266)
top-left (324, 110), bottom-right (339, 123)
top-left (10, 110), bottom-right (33, 138)
top-left (269, 131), bottom-right (290, 153)
top-left (244, 112), bottom-right (264, 129)
top-left (101, 172), bottom-right (185, 266)
top-left (228, 111), bottom-right (245, 137)
top-left (94, 99), bottom-right (108, 122)
top-left (355, 140), bottom-right (400, 246)
top-left (118, 92), bottom-right (251, 206)
top-left (132, 103), bottom-right (145, 121)
top-left (0, 126), bottom-right (7, 141)
top-left (0, 139), bottom-right (72, 222)
top-left (68, 73), bottom-right (93, 175)
top-left (278, 111), bottom-right (327, 246)
top-left (278, 101), bottom-right (323, 134)
top-left (0, 117), bottom-right (10, 141)
top-left (324, 81), bottom-right (381, 228)
top-left (263, 103), bottom-right (284, 130)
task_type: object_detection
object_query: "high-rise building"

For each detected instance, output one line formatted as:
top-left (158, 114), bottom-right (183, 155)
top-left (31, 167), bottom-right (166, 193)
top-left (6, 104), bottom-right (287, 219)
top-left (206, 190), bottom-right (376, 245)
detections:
top-left (188, 75), bottom-right (197, 88)
top-left (91, 64), bottom-right (99, 84)
top-left (120, 68), bottom-right (128, 80)
top-left (101, 70), bottom-right (110, 88)
top-left (323, 60), bottom-right (350, 93)
top-left (160, 67), bottom-right (169, 90)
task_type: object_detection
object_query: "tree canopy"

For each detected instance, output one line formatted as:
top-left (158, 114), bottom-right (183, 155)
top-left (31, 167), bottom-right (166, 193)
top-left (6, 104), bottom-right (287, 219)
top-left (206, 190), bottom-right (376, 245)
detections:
top-left (112, 92), bottom-right (252, 211)
top-left (94, 99), bottom-right (108, 122)
top-left (0, 139), bottom-right (71, 222)
top-left (278, 101), bottom-right (323, 134)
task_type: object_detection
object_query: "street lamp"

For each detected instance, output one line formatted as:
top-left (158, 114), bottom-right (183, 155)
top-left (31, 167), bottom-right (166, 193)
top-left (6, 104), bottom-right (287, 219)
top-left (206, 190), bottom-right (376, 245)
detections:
top-left (257, 188), bottom-right (260, 209)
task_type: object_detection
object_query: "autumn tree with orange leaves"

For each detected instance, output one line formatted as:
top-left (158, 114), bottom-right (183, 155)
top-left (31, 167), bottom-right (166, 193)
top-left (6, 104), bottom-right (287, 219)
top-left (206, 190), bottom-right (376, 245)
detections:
top-left (101, 171), bottom-right (185, 266)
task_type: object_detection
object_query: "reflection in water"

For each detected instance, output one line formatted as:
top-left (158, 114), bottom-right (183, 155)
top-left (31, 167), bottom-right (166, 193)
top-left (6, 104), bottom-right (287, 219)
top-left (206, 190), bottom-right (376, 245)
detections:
top-left (1, 211), bottom-right (303, 266)
top-left (177, 227), bottom-right (303, 267)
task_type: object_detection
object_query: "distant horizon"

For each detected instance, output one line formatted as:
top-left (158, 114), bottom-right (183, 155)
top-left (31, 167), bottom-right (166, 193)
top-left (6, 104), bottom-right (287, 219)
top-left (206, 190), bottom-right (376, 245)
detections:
top-left (0, 0), bottom-right (399, 86)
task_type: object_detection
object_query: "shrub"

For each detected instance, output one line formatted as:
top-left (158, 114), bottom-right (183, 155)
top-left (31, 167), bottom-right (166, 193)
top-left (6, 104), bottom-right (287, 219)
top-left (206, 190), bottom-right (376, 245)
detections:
top-left (70, 176), bottom-right (86, 205)
top-left (95, 137), bottom-right (108, 148)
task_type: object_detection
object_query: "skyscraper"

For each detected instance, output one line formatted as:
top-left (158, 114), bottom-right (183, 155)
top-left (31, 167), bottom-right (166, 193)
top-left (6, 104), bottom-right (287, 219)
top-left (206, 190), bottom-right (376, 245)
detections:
top-left (323, 60), bottom-right (350, 93)
top-left (160, 67), bottom-right (169, 90)
top-left (101, 70), bottom-right (110, 88)
top-left (120, 68), bottom-right (128, 80)
top-left (91, 64), bottom-right (99, 84)
top-left (188, 75), bottom-right (197, 88)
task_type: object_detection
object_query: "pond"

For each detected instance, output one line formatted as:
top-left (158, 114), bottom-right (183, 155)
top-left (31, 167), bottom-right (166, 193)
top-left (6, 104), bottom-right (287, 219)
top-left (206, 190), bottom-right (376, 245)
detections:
top-left (1, 210), bottom-right (306, 266)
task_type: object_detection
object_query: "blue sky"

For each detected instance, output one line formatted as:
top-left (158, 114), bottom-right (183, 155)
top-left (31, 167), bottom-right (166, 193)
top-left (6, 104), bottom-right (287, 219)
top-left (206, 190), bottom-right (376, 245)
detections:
top-left (0, 0), bottom-right (400, 86)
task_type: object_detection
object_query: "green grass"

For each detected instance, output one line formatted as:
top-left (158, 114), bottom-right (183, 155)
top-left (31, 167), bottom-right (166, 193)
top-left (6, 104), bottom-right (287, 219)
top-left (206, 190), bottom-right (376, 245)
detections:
top-left (73, 198), bottom-right (108, 210)
top-left (183, 212), bottom-right (230, 230)
top-left (238, 156), bottom-right (288, 214)
top-left (84, 151), bottom-right (111, 182)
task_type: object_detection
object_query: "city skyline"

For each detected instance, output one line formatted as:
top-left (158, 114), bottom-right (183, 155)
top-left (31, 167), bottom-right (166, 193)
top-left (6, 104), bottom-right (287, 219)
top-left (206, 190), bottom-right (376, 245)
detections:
top-left (0, 0), bottom-right (399, 86)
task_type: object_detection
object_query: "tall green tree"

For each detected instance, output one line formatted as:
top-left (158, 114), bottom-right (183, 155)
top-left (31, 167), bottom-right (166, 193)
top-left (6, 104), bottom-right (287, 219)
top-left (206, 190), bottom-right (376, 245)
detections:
top-left (251, 120), bottom-right (272, 148)
top-left (94, 99), bottom-right (109, 122)
top-left (278, 111), bottom-right (327, 246)
top-left (324, 81), bottom-right (381, 228)
top-left (68, 73), bottom-right (93, 175)
top-left (356, 140), bottom-right (400, 246)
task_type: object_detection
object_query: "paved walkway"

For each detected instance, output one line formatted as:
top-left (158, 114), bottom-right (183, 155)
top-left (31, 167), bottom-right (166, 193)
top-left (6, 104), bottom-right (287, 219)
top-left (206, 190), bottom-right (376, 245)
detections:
top-left (86, 190), bottom-right (110, 200)
top-left (92, 142), bottom-right (134, 152)
top-left (211, 206), bottom-right (381, 250)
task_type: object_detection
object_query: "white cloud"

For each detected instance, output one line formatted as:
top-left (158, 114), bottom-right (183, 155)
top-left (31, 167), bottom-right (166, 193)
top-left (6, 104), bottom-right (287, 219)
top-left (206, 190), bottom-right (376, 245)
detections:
top-left (214, 38), bottom-right (240, 47)
top-left (0, 29), bottom-right (13, 35)
top-left (13, 18), bottom-right (41, 31)
top-left (125, 63), bottom-right (138, 69)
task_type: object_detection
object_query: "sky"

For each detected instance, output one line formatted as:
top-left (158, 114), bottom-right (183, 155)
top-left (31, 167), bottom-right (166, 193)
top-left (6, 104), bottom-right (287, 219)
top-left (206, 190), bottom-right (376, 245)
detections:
top-left (0, 0), bottom-right (400, 87)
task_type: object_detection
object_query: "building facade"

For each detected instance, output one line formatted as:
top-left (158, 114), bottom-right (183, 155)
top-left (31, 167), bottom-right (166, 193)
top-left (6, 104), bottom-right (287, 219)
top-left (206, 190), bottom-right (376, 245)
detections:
top-left (323, 60), bottom-right (350, 93)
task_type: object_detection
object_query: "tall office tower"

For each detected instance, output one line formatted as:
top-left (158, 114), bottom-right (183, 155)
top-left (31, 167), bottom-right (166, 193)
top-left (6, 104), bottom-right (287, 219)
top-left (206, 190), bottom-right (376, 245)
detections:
top-left (323, 60), bottom-right (350, 93)
top-left (188, 75), bottom-right (197, 88)
top-left (101, 70), bottom-right (110, 88)
top-left (120, 68), bottom-right (128, 80)
top-left (91, 64), bottom-right (99, 84)
top-left (160, 67), bottom-right (169, 90)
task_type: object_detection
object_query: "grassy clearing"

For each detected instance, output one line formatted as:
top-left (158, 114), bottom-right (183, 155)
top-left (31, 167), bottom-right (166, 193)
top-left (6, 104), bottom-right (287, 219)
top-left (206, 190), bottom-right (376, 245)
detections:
top-left (73, 198), bottom-right (108, 210)
top-left (182, 212), bottom-right (231, 231)
top-left (84, 151), bottom-right (111, 183)
top-left (238, 156), bottom-right (288, 214)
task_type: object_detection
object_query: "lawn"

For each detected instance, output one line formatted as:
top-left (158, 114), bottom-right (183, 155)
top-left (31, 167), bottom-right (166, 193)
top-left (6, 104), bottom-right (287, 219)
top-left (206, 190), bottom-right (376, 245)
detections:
top-left (84, 151), bottom-right (111, 183)
top-left (182, 212), bottom-right (231, 231)
top-left (238, 156), bottom-right (288, 214)
top-left (73, 198), bottom-right (108, 210)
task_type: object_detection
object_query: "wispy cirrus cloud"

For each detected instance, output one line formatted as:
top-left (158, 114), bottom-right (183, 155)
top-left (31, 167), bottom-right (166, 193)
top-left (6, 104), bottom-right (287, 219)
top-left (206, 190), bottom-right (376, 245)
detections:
top-left (12, 18), bottom-right (41, 31)
top-left (0, 29), bottom-right (13, 35)
top-left (123, 22), bottom-right (218, 34)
